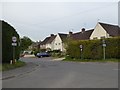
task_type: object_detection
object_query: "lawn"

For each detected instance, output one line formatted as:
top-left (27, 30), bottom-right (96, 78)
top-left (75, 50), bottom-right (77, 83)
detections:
top-left (63, 58), bottom-right (119, 62)
top-left (1, 60), bottom-right (26, 71)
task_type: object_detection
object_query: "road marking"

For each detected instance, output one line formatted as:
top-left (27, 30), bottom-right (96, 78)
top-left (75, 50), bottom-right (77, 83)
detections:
top-left (2, 76), bottom-right (15, 80)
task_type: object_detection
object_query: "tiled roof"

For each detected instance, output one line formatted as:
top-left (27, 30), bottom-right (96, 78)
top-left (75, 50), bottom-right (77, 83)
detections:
top-left (58, 33), bottom-right (68, 42)
top-left (46, 35), bottom-right (56, 44)
top-left (40, 37), bottom-right (51, 45)
top-left (71, 29), bottom-right (94, 40)
top-left (40, 35), bottom-right (56, 45)
top-left (99, 22), bottom-right (120, 36)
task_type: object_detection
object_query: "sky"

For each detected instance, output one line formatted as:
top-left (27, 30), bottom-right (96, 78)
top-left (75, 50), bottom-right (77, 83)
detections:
top-left (0, 0), bottom-right (119, 41)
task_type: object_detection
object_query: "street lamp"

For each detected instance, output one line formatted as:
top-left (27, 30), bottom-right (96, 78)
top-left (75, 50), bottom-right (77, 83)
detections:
top-left (12, 36), bottom-right (17, 64)
top-left (80, 44), bottom-right (83, 59)
top-left (102, 39), bottom-right (106, 60)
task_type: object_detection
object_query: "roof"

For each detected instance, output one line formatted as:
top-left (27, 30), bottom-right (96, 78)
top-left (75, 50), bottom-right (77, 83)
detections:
top-left (71, 29), bottom-right (94, 40)
top-left (40, 35), bottom-right (56, 45)
top-left (40, 37), bottom-right (51, 45)
top-left (30, 42), bottom-right (40, 47)
top-left (58, 33), bottom-right (68, 42)
top-left (99, 22), bottom-right (120, 36)
top-left (46, 35), bottom-right (56, 44)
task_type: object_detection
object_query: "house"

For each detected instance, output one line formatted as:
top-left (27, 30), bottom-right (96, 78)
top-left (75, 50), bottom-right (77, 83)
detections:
top-left (90, 22), bottom-right (120, 39)
top-left (39, 33), bottom-right (68, 52)
top-left (28, 42), bottom-right (40, 50)
top-left (39, 34), bottom-right (56, 51)
top-left (68, 28), bottom-right (94, 40)
top-left (53, 33), bottom-right (68, 52)
top-left (40, 37), bottom-right (51, 50)
top-left (39, 22), bottom-right (120, 52)
top-left (46, 34), bottom-right (56, 51)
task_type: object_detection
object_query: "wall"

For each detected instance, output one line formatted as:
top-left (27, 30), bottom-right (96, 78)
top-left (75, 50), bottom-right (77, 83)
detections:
top-left (90, 23), bottom-right (109, 39)
top-left (53, 34), bottom-right (63, 51)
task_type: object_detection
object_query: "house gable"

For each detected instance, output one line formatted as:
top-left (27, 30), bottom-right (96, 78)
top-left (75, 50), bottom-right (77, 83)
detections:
top-left (90, 23), bottom-right (109, 39)
top-left (99, 22), bottom-right (120, 37)
top-left (53, 33), bottom-right (63, 51)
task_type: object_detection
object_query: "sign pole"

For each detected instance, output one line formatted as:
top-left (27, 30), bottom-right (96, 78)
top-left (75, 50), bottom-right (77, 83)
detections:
top-left (80, 45), bottom-right (83, 60)
top-left (103, 46), bottom-right (106, 60)
top-left (102, 39), bottom-right (106, 60)
top-left (13, 46), bottom-right (15, 64)
top-left (12, 36), bottom-right (17, 64)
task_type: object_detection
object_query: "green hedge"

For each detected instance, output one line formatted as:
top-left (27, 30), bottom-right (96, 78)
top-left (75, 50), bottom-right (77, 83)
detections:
top-left (66, 37), bottom-right (120, 59)
top-left (2, 20), bottom-right (20, 63)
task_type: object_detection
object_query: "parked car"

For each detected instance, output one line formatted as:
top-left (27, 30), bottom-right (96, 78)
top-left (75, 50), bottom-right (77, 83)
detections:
top-left (20, 54), bottom-right (25, 57)
top-left (36, 52), bottom-right (50, 58)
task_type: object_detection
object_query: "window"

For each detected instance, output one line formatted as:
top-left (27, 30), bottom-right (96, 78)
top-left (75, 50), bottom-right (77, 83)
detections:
top-left (93, 37), bottom-right (98, 39)
top-left (101, 36), bottom-right (105, 39)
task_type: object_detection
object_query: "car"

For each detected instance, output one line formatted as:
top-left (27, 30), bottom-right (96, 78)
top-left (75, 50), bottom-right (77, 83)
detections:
top-left (36, 52), bottom-right (50, 58)
top-left (20, 54), bottom-right (25, 57)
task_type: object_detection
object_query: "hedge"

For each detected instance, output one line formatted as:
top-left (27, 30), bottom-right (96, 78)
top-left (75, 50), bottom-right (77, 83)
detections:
top-left (2, 20), bottom-right (20, 63)
top-left (66, 37), bottom-right (120, 59)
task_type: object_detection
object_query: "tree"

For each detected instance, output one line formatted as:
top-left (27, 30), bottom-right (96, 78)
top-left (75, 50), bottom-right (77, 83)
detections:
top-left (20, 36), bottom-right (33, 51)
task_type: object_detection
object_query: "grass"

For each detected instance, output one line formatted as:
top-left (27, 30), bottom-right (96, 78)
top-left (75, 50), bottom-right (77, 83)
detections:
top-left (63, 58), bottom-right (119, 62)
top-left (1, 60), bottom-right (26, 71)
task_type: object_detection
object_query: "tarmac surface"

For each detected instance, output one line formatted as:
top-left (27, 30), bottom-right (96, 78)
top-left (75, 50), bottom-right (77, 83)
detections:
top-left (2, 57), bottom-right (118, 88)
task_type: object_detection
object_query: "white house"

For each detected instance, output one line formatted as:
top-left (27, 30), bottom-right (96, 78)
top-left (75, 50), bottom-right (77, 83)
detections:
top-left (39, 33), bottom-right (67, 52)
top-left (39, 34), bottom-right (56, 51)
top-left (46, 34), bottom-right (56, 51)
top-left (53, 33), bottom-right (67, 52)
top-left (90, 22), bottom-right (120, 39)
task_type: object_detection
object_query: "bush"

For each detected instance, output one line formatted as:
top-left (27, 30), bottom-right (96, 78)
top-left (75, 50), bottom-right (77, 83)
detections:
top-left (66, 37), bottom-right (120, 59)
top-left (33, 50), bottom-right (39, 56)
top-left (2, 20), bottom-right (20, 63)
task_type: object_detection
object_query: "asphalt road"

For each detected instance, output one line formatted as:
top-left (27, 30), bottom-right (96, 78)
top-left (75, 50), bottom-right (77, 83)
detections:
top-left (2, 57), bottom-right (118, 88)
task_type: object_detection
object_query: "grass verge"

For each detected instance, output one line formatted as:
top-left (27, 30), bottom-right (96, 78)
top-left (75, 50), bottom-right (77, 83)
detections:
top-left (63, 58), bottom-right (119, 62)
top-left (1, 60), bottom-right (26, 71)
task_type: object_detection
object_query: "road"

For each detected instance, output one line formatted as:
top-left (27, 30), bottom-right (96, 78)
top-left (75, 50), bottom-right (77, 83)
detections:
top-left (2, 57), bottom-right (118, 88)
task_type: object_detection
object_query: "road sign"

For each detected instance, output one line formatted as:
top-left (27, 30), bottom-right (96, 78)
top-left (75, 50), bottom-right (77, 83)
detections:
top-left (80, 45), bottom-right (83, 49)
top-left (12, 36), bottom-right (17, 42)
top-left (12, 43), bottom-right (17, 46)
top-left (103, 44), bottom-right (106, 47)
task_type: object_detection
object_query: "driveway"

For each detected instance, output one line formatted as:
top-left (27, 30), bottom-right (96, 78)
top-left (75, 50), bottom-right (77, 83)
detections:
top-left (2, 57), bottom-right (118, 88)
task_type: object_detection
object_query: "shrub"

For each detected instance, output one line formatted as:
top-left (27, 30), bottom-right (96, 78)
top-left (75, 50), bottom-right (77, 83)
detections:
top-left (2, 20), bottom-right (20, 63)
top-left (66, 37), bottom-right (120, 59)
top-left (33, 50), bottom-right (39, 56)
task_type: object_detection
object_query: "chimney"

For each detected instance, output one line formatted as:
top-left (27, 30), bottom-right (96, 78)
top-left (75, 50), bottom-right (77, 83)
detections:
top-left (69, 31), bottom-right (73, 36)
top-left (81, 28), bottom-right (85, 33)
top-left (51, 34), bottom-right (54, 37)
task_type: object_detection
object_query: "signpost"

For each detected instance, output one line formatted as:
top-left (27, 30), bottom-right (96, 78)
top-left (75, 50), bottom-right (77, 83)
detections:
top-left (80, 45), bottom-right (83, 59)
top-left (12, 36), bottom-right (17, 64)
top-left (102, 39), bottom-right (106, 60)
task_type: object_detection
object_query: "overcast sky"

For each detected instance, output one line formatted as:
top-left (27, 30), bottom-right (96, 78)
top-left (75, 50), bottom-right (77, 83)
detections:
top-left (1, 0), bottom-right (119, 41)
